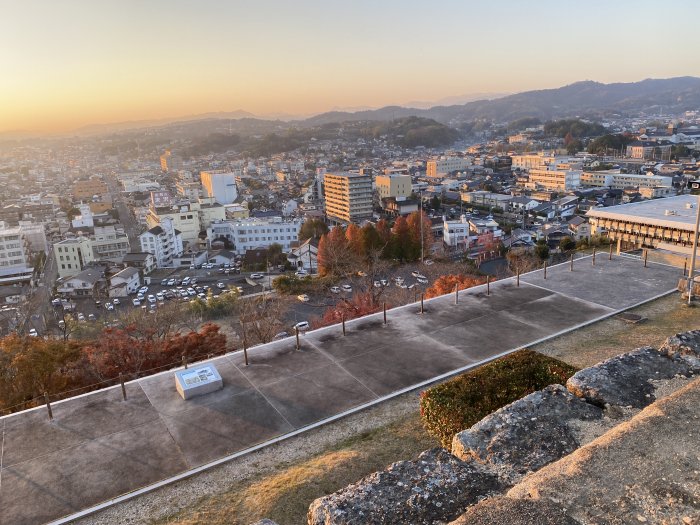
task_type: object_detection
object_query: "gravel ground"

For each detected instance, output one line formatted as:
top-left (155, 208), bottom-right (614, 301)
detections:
top-left (72, 292), bottom-right (694, 525)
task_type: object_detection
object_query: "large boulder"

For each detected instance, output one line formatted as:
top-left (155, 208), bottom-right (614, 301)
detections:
top-left (659, 330), bottom-right (700, 373)
top-left (566, 346), bottom-right (690, 408)
top-left (307, 448), bottom-right (505, 525)
top-left (452, 384), bottom-right (602, 479)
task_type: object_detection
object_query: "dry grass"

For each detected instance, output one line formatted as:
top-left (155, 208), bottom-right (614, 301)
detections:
top-left (153, 292), bottom-right (697, 525)
top-left (154, 413), bottom-right (436, 525)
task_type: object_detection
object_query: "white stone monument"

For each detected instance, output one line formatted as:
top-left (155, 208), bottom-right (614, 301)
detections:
top-left (175, 364), bottom-right (223, 400)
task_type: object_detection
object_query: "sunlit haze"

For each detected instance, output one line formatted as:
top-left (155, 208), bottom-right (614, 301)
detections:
top-left (1, 0), bottom-right (698, 133)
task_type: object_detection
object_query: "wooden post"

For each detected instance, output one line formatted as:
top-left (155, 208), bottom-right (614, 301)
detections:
top-left (644, 249), bottom-right (648, 268)
top-left (516, 268), bottom-right (520, 287)
top-left (44, 392), bottom-right (53, 421)
top-left (295, 326), bottom-right (300, 350)
top-left (454, 284), bottom-right (459, 304)
top-left (543, 261), bottom-right (547, 279)
top-left (420, 293), bottom-right (424, 314)
top-left (570, 253), bottom-right (574, 271)
top-left (383, 302), bottom-right (387, 324)
top-left (486, 275), bottom-right (490, 296)
top-left (684, 259), bottom-right (688, 277)
top-left (119, 373), bottom-right (127, 401)
top-left (342, 315), bottom-right (346, 336)
top-left (609, 242), bottom-right (613, 260)
top-left (592, 247), bottom-right (596, 266)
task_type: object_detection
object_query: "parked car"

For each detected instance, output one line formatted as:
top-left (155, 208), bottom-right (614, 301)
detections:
top-left (373, 281), bottom-right (381, 288)
top-left (112, 298), bottom-right (120, 305)
top-left (217, 282), bottom-right (225, 289)
top-left (77, 313), bottom-right (85, 322)
top-left (156, 292), bottom-right (165, 301)
top-left (294, 321), bottom-right (310, 331)
top-left (341, 284), bottom-right (352, 292)
top-left (160, 279), bottom-right (168, 286)
top-left (167, 279), bottom-right (176, 286)
top-left (51, 298), bottom-right (62, 306)
top-left (272, 331), bottom-right (289, 341)
top-left (104, 302), bottom-right (114, 311)
top-left (295, 269), bottom-right (308, 277)
top-left (28, 328), bottom-right (38, 337)
top-left (297, 294), bottom-right (310, 302)
top-left (88, 313), bottom-right (96, 321)
top-left (424, 259), bottom-right (434, 266)
top-left (416, 277), bottom-right (429, 284)
top-left (250, 273), bottom-right (264, 279)
top-left (132, 298), bottom-right (141, 306)
top-left (147, 294), bottom-right (156, 304)
top-left (330, 286), bottom-right (340, 293)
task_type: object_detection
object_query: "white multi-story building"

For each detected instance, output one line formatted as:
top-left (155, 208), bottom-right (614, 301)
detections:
top-left (580, 170), bottom-right (673, 190)
top-left (207, 217), bottom-right (302, 255)
top-left (527, 167), bottom-right (582, 191)
top-left (443, 216), bottom-right (472, 250)
top-left (0, 225), bottom-right (33, 285)
top-left (146, 201), bottom-right (226, 246)
top-left (139, 217), bottom-right (184, 268)
top-left (53, 226), bottom-right (130, 278)
top-left (200, 170), bottom-right (238, 205)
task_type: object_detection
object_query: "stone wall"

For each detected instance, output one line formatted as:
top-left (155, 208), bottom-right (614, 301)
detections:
top-left (306, 330), bottom-right (700, 525)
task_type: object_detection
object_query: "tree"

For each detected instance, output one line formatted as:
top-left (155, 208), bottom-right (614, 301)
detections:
top-left (407, 211), bottom-right (433, 262)
top-left (559, 237), bottom-right (576, 252)
top-left (360, 223), bottom-right (383, 258)
top-left (345, 223), bottom-right (364, 258)
top-left (317, 226), bottom-right (354, 277)
top-left (430, 195), bottom-right (441, 211)
top-left (299, 219), bottom-right (329, 242)
top-left (312, 291), bottom-right (382, 329)
top-left (390, 216), bottom-right (412, 261)
top-left (507, 247), bottom-right (540, 274)
top-left (425, 274), bottom-right (486, 299)
top-left (535, 242), bottom-right (550, 261)
top-left (566, 138), bottom-right (583, 155)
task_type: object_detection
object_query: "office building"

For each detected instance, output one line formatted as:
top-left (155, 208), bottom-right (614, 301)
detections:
top-left (139, 217), bottom-right (183, 268)
top-left (206, 217), bottom-right (302, 255)
top-left (426, 157), bottom-right (472, 177)
top-left (376, 173), bottom-right (412, 200)
top-left (200, 171), bottom-right (238, 205)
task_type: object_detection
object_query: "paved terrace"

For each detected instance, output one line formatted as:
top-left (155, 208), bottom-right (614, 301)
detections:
top-left (0, 255), bottom-right (683, 525)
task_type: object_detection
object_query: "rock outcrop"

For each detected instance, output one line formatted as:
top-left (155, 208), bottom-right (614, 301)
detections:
top-left (566, 346), bottom-right (690, 408)
top-left (307, 448), bottom-right (504, 525)
top-left (659, 329), bottom-right (700, 373)
top-left (448, 497), bottom-right (581, 525)
top-left (451, 385), bottom-right (603, 479)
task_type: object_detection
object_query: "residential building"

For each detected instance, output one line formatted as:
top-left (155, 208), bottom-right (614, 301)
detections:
top-left (160, 150), bottom-right (182, 173)
top-left (426, 157), bottom-right (472, 177)
top-left (206, 217), bottom-right (302, 255)
top-left (567, 216), bottom-right (591, 241)
top-left (175, 179), bottom-right (203, 201)
top-left (200, 170), bottom-right (238, 205)
top-left (72, 178), bottom-right (110, 202)
top-left (90, 226), bottom-right (130, 262)
top-left (511, 153), bottom-right (557, 171)
top-left (626, 141), bottom-right (672, 160)
top-left (324, 172), bottom-right (373, 224)
top-left (0, 225), bottom-right (32, 285)
top-left (18, 222), bottom-right (48, 254)
top-left (56, 268), bottom-right (103, 297)
top-left (586, 195), bottom-right (700, 255)
top-left (139, 217), bottom-right (184, 268)
top-left (54, 237), bottom-right (93, 279)
top-left (461, 191), bottom-right (513, 210)
top-left (381, 197), bottom-right (419, 217)
top-left (443, 215), bottom-right (471, 250)
top-left (109, 267), bottom-right (141, 297)
top-left (122, 252), bottom-right (156, 275)
top-left (375, 174), bottom-right (412, 200)
top-left (580, 170), bottom-right (673, 190)
top-left (146, 201), bottom-right (225, 246)
top-left (287, 238), bottom-right (318, 272)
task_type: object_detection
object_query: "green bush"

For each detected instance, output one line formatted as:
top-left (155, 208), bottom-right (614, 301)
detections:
top-left (272, 274), bottom-right (315, 295)
top-left (419, 350), bottom-right (578, 448)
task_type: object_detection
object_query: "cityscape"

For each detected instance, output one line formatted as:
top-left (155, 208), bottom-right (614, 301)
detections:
top-left (1, 2), bottom-right (700, 525)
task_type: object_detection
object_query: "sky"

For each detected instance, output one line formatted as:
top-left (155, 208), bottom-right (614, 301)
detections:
top-left (1, 0), bottom-right (699, 134)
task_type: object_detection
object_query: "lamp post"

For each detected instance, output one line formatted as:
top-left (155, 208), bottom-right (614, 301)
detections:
top-left (687, 195), bottom-right (700, 305)
top-left (420, 190), bottom-right (424, 263)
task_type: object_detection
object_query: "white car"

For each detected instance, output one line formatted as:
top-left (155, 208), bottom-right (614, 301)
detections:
top-left (341, 284), bottom-right (352, 292)
top-left (112, 298), bottom-right (120, 305)
top-left (295, 269), bottom-right (308, 277)
top-left (132, 298), bottom-right (141, 306)
top-left (28, 328), bottom-right (38, 337)
top-left (77, 313), bottom-right (86, 322)
top-left (416, 277), bottom-right (429, 284)
top-left (187, 288), bottom-right (196, 296)
top-left (330, 286), bottom-right (340, 294)
top-left (294, 321), bottom-right (310, 331)
top-left (217, 282), bottom-right (225, 289)
top-left (250, 273), bottom-right (264, 279)
top-left (147, 294), bottom-right (157, 304)
top-left (373, 281), bottom-right (381, 288)
top-left (424, 259), bottom-right (434, 266)
top-left (156, 292), bottom-right (165, 301)
top-left (51, 298), bottom-right (62, 306)
top-left (167, 279), bottom-right (176, 286)
top-left (138, 286), bottom-right (148, 294)
top-left (105, 302), bottom-right (114, 311)
top-left (297, 294), bottom-right (310, 302)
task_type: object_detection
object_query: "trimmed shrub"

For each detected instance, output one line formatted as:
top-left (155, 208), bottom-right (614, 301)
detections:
top-left (419, 350), bottom-right (578, 448)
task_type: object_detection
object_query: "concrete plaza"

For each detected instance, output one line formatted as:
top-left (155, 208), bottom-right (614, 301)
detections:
top-left (0, 255), bottom-right (683, 525)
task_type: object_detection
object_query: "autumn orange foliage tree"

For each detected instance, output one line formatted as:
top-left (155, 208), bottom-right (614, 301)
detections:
top-left (425, 274), bottom-right (486, 299)
top-left (312, 291), bottom-right (383, 329)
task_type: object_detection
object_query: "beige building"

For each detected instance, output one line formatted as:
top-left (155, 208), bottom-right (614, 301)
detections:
top-left (511, 153), bottom-right (557, 171)
top-left (527, 167), bottom-right (581, 191)
top-left (580, 170), bottom-right (672, 190)
top-left (324, 172), bottom-right (373, 224)
top-left (54, 237), bottom-right (93, 279)
top-left (426, 157), bottom-right (472, 177)
top-left (72, 178), bottom-right (110, 202)
top-left (146, 201), bottom-right (226, 245)
top-left (376, 173), bottom-right (412, 200)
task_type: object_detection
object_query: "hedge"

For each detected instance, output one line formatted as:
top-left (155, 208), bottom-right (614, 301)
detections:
top-left (419, 350), bottom-right (578, 448)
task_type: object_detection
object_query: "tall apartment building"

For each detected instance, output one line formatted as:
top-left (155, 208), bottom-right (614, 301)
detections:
top-left (139, 218), bottom-right (183, 268)
top-left (426, 157), bottom-right (472, 177)
top-left (160, 150), bottom-right (183, 173)
top-left (206, 217), bottom-right (302, 255)
top-left (90, 226), bottom-right (130, 262)
top-left (376, 173), bottom-right (412, 200)
top-left (53, 226), bottom-right (130, 278)
top-left (0, 225), bottom-right (32, 285)
top-left (200, 171), bottom-right (238, 205)
top-left (146, 201), bottom-right (226, 245)
top-left (324, 172), bottom-right (373, 224)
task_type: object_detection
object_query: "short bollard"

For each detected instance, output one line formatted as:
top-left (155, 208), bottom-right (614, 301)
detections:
top-left (44, 392), bottom-right (53, 421)
top-left (543, 262), bottom-right (547, 279)
top-left (420, 293), bottom-right (424, 314)
top-left (383, 302), bottom-right (387, 324)
top-left (182, 355), bottom-right (188, 369)
top-left (454, 284), bottom-right (459, 304)
top-left (243, 339), bottom-right (249, 366)
top-left (342, 315), bottom-right (346, 336)
top-left (516, 268), bottom-right (520, 287)
top-left (592, 247), bottom-right (596, 266)
top-left (295, 326), bottom-right (300, 350)
top-left (644, 249), bottom-right (648, 268)
top-left (119, 373), bottom-right (127, 401)
top-left (609, 243), bottom-right (613, 260)
top-left (570, 253), bottom-right (574, 271)
top-left (486, 275), bottom-right (490, 296)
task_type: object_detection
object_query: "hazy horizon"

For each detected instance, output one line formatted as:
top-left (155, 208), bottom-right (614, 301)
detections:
top-left (2, 0), bottom-right (699, 134)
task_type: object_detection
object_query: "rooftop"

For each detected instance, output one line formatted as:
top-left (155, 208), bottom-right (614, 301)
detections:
top-left (586, 194), bottom-right (700, 230)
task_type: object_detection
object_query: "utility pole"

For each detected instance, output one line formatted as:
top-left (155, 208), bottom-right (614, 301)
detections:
top-left (420, 190), bottom-right (424, 263)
